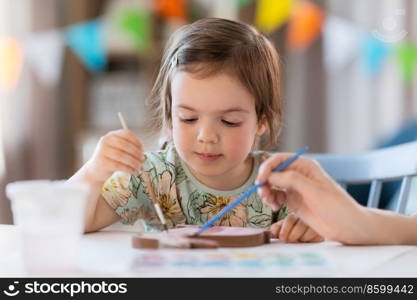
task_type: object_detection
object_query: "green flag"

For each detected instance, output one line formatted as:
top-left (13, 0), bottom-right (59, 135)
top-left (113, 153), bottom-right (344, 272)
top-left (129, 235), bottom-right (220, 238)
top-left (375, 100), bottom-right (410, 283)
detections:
top-left (396, 41), bottom-right (417, 84)
top-left (117, 9), bottom-right (151, 52)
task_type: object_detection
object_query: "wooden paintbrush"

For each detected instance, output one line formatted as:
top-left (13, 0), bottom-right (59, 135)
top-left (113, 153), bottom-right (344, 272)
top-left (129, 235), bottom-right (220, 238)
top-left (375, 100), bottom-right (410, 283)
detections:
top-left (117, 112), bottom-right (169, 232)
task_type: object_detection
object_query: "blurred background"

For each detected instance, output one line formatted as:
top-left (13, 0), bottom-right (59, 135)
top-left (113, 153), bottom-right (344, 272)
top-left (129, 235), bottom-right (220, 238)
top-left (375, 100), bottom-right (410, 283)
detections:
top-left (1, 0), bottom-right (417, 224)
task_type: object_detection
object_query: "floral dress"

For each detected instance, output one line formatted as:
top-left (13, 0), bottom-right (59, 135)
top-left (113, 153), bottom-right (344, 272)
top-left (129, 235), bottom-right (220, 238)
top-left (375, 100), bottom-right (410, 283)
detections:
top-left (102, 145), bottom-right (287, 231)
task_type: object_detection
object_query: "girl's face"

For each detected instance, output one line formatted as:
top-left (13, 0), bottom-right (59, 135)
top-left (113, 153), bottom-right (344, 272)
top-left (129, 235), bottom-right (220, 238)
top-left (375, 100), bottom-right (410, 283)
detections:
top-left (170, 70), bottom-right (265, 189)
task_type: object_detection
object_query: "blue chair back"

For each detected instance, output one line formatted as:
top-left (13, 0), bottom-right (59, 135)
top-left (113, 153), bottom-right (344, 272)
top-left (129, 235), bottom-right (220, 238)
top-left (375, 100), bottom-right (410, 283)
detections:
top-left (306, 142), bottom-right (417, 214)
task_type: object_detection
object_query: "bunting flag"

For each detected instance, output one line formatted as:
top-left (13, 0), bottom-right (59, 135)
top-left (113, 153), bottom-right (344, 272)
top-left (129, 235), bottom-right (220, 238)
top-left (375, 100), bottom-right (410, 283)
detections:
top-left (0, 37), bottom-right (23, 93)
top-left (66, 19), bottom-right (107, 72)
top-left (116, 9), bottom-right (152, 52)
top-left (2, 4), bottom-right (416, 87)
top-left (24, 30), bottom-right (65, 86)
top-left (396, 41), bottom-right (417, 84)
top-left (154, 0), bottom-right (186, 21)
top-left (361, 34), bottom-right (390, 76)
top-left (287, 0), bottom-right (324, 52)
top-left (323, 16), bottom-right (360, 71)
top-left (255, 0), bottom-right (293, 34)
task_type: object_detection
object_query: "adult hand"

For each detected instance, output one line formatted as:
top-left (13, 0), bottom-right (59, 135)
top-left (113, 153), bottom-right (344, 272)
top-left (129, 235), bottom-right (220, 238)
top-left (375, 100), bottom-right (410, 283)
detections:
top-left (257, 154), bottom-right (366, 243)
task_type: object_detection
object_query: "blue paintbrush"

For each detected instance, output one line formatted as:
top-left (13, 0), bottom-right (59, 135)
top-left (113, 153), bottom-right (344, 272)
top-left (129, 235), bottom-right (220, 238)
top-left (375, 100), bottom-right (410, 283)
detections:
top-left (194, 146), bottom-right (309, 236)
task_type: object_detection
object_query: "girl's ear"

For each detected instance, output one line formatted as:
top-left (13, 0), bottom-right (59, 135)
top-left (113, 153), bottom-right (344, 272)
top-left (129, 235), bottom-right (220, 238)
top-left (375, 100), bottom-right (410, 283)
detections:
top-left (256, 116), bottom-right (267, 136)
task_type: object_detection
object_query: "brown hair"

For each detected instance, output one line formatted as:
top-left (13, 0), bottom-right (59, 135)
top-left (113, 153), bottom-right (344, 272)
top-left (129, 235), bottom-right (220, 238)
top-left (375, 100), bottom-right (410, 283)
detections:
top-left (147, 18), bottom-right (282, 149)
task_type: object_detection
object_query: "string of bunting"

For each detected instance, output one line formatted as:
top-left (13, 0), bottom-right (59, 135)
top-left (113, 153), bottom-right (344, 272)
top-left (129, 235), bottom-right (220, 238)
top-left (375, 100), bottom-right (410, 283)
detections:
top-left (1, 0), bottom-right (417, 94)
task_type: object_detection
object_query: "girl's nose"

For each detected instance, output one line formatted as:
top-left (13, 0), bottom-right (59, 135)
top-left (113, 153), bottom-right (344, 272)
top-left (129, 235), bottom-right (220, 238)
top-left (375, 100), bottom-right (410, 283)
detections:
top-left (197, 124), bottom-right (219, 144)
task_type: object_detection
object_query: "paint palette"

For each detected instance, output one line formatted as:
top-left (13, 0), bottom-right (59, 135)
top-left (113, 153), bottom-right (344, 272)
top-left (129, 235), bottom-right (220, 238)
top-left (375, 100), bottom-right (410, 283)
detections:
top-left (131, 225), bottom-right (271, 249)
top-left (130, 250), bottom-right (333, 277)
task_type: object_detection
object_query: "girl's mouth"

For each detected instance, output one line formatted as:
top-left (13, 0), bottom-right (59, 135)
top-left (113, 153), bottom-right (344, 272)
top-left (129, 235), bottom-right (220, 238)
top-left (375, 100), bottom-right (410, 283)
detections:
top-left (195, 152), bottom-right (223, 162)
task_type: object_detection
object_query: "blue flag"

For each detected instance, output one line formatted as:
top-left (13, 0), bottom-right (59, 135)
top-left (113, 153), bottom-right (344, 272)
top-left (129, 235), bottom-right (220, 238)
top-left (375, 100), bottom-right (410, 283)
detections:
top-left (66, 19), bottom-right (107, 72)
top-left (361, 34), bottom-right (390, 76)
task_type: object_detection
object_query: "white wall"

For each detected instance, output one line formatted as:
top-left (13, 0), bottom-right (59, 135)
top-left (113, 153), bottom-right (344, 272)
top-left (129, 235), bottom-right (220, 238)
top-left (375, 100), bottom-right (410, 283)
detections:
top-left (325, 0), bottom-right (413, 153)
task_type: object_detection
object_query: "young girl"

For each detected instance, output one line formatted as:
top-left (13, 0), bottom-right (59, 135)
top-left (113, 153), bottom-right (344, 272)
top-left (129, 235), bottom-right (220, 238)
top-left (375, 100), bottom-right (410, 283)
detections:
top-left (69, 18), bottom-right (322, 242)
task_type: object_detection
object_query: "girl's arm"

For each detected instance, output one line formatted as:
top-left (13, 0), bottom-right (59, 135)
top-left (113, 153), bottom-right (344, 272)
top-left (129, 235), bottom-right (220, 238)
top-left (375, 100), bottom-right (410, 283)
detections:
top-left (68, 129), bottom-right (145, 233)
top-left (68, 161), bottom-right (120, 233)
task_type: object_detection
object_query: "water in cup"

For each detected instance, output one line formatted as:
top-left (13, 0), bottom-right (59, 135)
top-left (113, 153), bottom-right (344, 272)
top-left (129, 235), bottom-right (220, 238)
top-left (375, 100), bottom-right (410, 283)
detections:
top-left (6, 180), bottom-right (89, 275)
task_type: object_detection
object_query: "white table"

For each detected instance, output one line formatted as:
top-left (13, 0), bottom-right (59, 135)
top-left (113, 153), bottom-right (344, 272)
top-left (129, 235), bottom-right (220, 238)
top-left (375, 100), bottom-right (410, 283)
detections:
top-left (1, 224), bottom-right (416, 277)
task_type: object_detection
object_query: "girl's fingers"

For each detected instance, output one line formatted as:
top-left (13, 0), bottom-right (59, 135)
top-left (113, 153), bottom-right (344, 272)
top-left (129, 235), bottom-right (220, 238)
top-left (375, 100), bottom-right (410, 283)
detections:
top-left (105, 136), bottom-right (145, 162)
top-left (278, 213), bottom-right (297, 242)
top-left (105, 132), bottom-right (145, 161)
top-left (113, 129), bottom-right (143, 148)
top-left (107, 144), bottom-right (144, 167)
top-left (270, 220), bottom-right (283, 238)
top-left (311, 235), bottom-right (325, 242)
top-left (103, 148), bottom-right (143, 172)
top-left (104, 130), bottom-right (143, 153)
top-left (287, 218), bottom-right (308, 243)
top-left (300, 227), bottom-right (324, 243)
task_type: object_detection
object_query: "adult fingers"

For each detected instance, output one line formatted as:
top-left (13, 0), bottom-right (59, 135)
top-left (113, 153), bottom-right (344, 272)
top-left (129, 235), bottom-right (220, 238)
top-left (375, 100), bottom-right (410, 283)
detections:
top-left (257, 154), bottom-right (326, 185)
top-left (267, 170), bottom-right (311, 196)
top-left (257, 153), bottom-right (295, 184)
top-left (260, 188), bottom-right (287, 211)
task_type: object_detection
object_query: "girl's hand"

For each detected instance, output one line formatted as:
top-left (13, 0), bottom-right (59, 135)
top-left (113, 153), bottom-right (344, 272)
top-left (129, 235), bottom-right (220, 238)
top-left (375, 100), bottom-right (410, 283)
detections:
top-left (85, 129), bottom-right (145, 183)
top-left (271, 213), bottom-right (324, 243)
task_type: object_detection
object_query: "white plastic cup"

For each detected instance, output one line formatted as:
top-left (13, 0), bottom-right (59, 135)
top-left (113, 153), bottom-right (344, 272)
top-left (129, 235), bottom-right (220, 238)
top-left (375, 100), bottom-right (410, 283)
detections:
top-left (6, 180), bottom-right (89, 275)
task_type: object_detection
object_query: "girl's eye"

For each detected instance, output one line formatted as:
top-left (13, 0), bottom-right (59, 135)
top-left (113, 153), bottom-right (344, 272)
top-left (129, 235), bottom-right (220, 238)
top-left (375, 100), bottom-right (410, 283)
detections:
top-left (222, 120), bottom-right (240, 127)
top-left (180, 118), bottom-right (197, 123)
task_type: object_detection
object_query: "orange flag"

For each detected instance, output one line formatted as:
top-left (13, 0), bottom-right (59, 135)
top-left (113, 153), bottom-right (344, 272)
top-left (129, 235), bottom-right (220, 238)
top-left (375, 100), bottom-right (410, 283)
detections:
top-left (154, 0), bottom-right (186, 21)
top-left (287, 0), bottom-right (324, 52)
top-left (0, 37), bottom-right (23, 93)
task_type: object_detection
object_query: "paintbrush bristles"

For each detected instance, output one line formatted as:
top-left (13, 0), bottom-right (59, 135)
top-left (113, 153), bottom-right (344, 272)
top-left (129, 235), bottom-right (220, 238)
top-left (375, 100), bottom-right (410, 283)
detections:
top-left (154, 203), bottom-right (169, 232)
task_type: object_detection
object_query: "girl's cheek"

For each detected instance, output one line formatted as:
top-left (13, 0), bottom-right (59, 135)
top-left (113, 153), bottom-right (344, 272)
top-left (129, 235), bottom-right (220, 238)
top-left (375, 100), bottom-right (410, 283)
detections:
top-left (225, 128), bottom-right (255, 151)
top-left (173, 124), bottom-right (194, 145)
